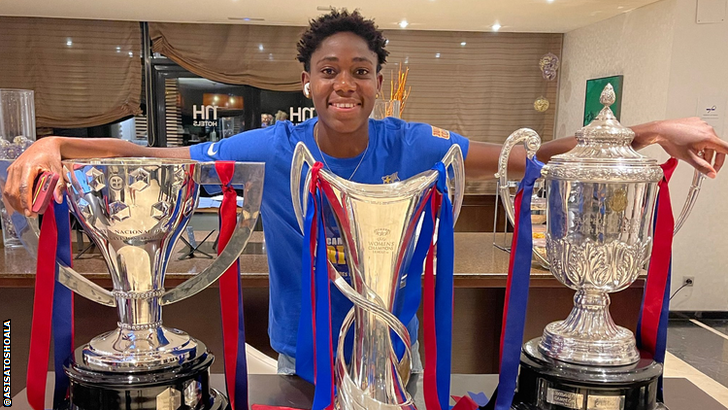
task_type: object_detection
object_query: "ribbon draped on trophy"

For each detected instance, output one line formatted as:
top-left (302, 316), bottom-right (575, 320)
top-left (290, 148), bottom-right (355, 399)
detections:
top-left (9, 159), bottom-right (264, 410)
top-left (490, 84), bottom-right (704, 410)
top-left (290, 142), bottom-right (468, 410)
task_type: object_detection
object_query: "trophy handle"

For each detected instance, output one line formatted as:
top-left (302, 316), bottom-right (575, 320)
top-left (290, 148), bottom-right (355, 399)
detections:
top-left (13, 214), bottom-right (117, 307)
top-left (440, 144), bottom-right (466, 223)
top-left (291, 142), bottom-right (317, 233)
top-left (329, 262), bottom-right (413, 384)
top-left (495, 128), bottom-right (547, 266)
top-left (161, 162), bottom-right (264, 305)
top-left (673, 169), bottom-right (705, 235)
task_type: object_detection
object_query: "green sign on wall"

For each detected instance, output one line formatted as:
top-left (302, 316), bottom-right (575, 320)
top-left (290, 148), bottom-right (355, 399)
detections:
top-left (583, 75), bottom-right (623, 126)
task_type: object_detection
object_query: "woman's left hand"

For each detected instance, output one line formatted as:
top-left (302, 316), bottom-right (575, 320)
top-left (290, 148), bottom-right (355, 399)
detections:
top-left (632, 117), bottom-right (727, 178)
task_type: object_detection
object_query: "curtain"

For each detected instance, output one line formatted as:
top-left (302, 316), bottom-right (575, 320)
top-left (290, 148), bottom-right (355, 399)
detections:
top-left (383, 30), bottom-right (562, 144)
top-left (150, 23), bottom-right (305, 91)
top-left (0, 17), bottom-right (142, 128)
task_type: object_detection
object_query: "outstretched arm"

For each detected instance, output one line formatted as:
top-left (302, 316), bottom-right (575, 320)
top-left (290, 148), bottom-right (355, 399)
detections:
top-left (3, 136), bottom-right (191, 217)
top-left (464, 117), bottom-right (726, 181)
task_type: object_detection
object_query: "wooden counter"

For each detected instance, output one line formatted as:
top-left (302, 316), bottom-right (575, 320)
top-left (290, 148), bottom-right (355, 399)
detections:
top-left (0, 232), bottom-right (645, 397)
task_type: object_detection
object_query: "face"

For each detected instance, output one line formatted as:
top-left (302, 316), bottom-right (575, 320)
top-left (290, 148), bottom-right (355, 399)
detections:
top-left (302, 31), bottom-right (383, 135)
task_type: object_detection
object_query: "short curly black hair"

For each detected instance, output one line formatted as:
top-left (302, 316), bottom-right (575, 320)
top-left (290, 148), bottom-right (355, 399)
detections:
top-left (297, 9), bottom-right (389, 73)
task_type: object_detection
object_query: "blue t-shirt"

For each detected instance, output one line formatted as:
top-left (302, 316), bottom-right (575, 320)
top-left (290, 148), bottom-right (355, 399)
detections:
top-left (190, 117), bottom-right (470, 358)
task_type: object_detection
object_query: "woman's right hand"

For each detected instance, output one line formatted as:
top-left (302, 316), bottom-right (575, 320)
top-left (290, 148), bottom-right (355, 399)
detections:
top-left (3, 136), bottom-right (66, 217)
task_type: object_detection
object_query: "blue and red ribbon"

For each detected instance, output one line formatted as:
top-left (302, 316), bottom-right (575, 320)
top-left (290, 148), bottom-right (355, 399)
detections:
top-left (485, 157), bottom-right (543, 410)
top-left (636, 158), bottom-right (678, 402)
top-left (423, 163), bottom-right (456, 410)
top-left (296, 162), bottom-right (335, 410)
top-left (296, 162), bottom-right (456, 410)
top-left (28, 199), bottom-right (74, 410)
top-left (215, 161), bottom-right (250, 410)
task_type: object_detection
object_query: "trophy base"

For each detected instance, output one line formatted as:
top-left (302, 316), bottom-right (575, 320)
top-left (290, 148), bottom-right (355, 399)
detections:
top-left (61, 341), bottom-right (227, 410)
top-left (512, 339), bottom-right (665, 410)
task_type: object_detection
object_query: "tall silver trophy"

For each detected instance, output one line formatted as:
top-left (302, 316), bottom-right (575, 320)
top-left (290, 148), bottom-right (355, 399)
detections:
top-left (12, 158), bottom-right (263, 409)
top-left (497, 85), bottom-right (702, 410)
top-left (290, 142), bottom-right (464, 410)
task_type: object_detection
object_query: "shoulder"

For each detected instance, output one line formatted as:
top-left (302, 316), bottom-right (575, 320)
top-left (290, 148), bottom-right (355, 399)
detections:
top-left (374, 118), bottom-right (467, 143)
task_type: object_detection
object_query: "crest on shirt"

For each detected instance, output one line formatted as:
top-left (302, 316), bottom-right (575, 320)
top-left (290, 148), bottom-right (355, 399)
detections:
top-left (431, 126), bottom-right (451, 140)
top-left (382, 172), bottom-right (401, 184)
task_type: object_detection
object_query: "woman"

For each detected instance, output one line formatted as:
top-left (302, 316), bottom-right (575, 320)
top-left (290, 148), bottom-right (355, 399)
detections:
top-left (4, 10), bottom-right (727, 374)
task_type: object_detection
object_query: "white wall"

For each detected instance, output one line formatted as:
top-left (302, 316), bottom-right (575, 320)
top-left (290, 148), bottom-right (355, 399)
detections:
top-left (665, 0), bottom-right (728, 311)
top-left (556, 0), bottom-right (677, 141)
top-left (557, 0), bottom-right (728, 311)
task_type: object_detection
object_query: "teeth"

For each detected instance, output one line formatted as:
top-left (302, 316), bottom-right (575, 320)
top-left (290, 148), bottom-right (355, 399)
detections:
top-left (332, 103), bottom-right (356, 108)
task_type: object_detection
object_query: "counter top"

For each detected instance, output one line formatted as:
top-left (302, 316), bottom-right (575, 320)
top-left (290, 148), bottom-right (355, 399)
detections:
top-left (0, 231), bottom-right (561, 288)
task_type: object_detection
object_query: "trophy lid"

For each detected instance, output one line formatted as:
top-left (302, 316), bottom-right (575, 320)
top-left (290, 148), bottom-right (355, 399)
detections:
top-left (542, 84), bottom-right (663, 182)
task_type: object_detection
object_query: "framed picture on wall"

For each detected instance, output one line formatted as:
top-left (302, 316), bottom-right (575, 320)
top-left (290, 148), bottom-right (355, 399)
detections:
top-left (583, 75), bottom-right (623, 126)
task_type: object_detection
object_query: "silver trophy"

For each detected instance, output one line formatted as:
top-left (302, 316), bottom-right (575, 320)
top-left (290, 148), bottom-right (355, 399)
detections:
top-left (290, 142), bottom-right (464, 410)
top-left (498, 85), bottom-right (702, 410)
top-left (11, 158), bottom-right (263, 409)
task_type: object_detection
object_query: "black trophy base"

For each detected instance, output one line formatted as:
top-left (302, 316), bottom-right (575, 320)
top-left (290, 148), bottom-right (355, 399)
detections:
top-left (512, 339), bottom-right (666, 410)
top-left (60, 342), bottom-right (228, 410)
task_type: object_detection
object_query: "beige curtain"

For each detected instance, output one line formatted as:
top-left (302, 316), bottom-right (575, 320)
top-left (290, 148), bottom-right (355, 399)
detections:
top-left (383, 30), bottom-right (562, 144)
top-left (150, 23), bottom-right (305, 91)
top-left (0, 17), bottom-right (142, 128)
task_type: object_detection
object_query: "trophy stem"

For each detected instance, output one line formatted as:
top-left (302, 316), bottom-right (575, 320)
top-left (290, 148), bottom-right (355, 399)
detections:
top-left (539, 288), bottom-right (640, 366)
top-left (114, 289), bottom-right (164, 329)
top-left (351, 307), bottom-right (399, 403)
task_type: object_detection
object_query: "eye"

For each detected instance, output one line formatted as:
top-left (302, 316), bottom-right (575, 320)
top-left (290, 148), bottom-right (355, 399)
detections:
top-left (355, 68), bottom-right (370, 76)
top-left (321, 67), bottom-right (336, 76)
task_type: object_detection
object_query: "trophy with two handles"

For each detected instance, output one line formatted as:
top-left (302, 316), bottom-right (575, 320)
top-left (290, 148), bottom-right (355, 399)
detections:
top-left (290, 140), bottom-right (465, 410)
top-left (497, 85), bottom-right (704, 410)
top-left (11, 158), bottom-right (264, 409)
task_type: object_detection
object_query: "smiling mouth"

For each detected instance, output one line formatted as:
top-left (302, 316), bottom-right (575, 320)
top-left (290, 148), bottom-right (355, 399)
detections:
top-left (329, 102), bottom-right (360, 109)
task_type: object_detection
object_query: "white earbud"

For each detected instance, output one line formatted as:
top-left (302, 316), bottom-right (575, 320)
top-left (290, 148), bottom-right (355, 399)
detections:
top-left (304, 82), bottom-right (311, 98)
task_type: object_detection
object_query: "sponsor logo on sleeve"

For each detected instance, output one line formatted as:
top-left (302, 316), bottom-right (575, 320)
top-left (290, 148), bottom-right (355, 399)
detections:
top-left (431, 126), bottom-right (451, 140)
top-left (207, 143), bottom-right (219, 157)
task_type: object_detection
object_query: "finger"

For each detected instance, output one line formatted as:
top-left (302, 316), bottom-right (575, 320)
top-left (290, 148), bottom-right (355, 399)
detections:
top-left (52, 166), bottom-right (66, 204)
top-left (714, 152), bottom-right (725, 173)
top-left (688, 150), bottom-right (717, 178)
top-left (703, 149), bottom-right (714, 166)
top-left (21, 166), bottom-right (45, 217)
top-left (705, 133), bottom-right (728, 154)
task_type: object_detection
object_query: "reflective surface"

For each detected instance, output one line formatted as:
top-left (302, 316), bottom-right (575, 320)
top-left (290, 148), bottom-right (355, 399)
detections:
top-left (538, 85), bottom-right (661, 366)
top-left (0, 89), bottom-right (36, 248)
top-left (42, 158), bottom-right (264, 372)
top-left (498, 85), bottom-right (703, 367)
top-left (290, 142), bottom-right (464, 410)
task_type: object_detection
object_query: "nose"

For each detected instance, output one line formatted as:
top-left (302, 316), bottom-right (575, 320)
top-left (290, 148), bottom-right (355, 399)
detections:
top-left (333, 71), bottom-right (355, 93)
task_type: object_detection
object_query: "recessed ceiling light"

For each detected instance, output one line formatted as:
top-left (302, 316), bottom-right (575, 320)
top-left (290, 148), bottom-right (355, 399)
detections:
top-left (492, 23), bottom-right (502, 31)
top-left (228, 17), bottom-right (265, 21)
top-left (460, 41), bottom-right (467, 46)
top-left (258, 44), bottom-right (264, 51)
top-left (399, 20), bottom-right (409, 28)
top-left (66, 39), bottom-right (72, 47)
top-left (547, 0), bottom-right (555, 3)
top-left (435, 52), bottom-right (441, 58)
top-left (116, 46), bottom-right (121, 52)
top-left (128, 51), bottom-right (133, 57)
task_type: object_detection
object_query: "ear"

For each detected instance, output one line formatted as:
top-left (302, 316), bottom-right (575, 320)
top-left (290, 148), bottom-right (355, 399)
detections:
top-left (376, 72), bottom-right (384, 96)
top-left (301, 71), bottom-right (311, 97)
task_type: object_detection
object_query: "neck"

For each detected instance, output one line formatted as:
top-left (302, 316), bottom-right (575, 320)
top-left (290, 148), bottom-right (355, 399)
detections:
top-left (315, 122), bottom-right (369, 158)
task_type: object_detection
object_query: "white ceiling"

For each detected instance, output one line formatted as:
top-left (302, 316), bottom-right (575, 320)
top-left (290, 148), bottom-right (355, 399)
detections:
top-left (0, 0), bottom-right (661, 33)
